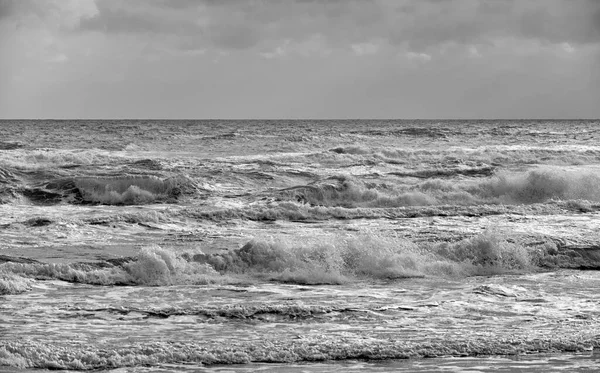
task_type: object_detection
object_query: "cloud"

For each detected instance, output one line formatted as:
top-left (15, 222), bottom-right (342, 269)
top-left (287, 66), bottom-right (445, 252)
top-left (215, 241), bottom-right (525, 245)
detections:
top-left (0, 0), bottom-right (97, 28)
top-left (406, 51), bottom-right (432, 62)
top-left (48, 53), bottom-right (68, 63)
top-left (80, 1), bottom-right (600, 48)
top-left (0, 1), bottom-right (16, 20)
top-left (351, 41), bottom-right (381, 56)
top-left (5, 0), bottom-right (599, 54)
top-left (2, 0), bottom-right (600, 119)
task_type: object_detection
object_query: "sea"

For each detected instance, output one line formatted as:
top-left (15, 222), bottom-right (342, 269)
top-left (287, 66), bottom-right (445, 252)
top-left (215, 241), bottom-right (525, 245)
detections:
top-left (1, 119), bottom-right (600, 372)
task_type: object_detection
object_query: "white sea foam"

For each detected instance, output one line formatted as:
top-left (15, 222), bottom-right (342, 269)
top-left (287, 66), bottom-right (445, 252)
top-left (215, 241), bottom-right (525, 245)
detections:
top-left (0, 273), bottom-right (32, 295)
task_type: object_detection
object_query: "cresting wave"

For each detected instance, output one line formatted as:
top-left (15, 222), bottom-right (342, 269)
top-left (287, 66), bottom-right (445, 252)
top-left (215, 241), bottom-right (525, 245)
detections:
top-left (0, 148), bottom-right (197, 205)
top-left (1, 232), bottom-right (597, 292)
top-left (2, 174), bottom-right (197, 205)
top-left (273, 169), bottom-right (600, 208)
top-left (0, 272), bottom-right (32, 295)
top-left (70, 175), bottom-right (195, 204)
top-left (4, 144), bottom-right (600, 208)
top-left (0, 246), bottom-right (220, 291)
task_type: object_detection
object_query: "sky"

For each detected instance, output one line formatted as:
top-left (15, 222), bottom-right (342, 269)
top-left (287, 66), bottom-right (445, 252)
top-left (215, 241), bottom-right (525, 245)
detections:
top-left (0, 0), bottom-right (599, 119)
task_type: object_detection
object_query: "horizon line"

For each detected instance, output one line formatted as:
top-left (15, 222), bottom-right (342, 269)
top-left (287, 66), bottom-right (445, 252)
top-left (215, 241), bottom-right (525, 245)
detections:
top-left (0, 118), bottom-right (598, 121)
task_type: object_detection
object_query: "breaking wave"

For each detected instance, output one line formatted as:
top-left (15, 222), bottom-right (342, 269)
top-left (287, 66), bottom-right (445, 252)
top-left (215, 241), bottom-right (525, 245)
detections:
top-left (3, 232), bottom-right (595, 290)
top-left (272, 169), bottom-right (600, 209)
top-left (0, 272), bottom-right (32, 295)
top-left (199, 232), bottom-right (536, 284)
top-left (0, 246), bottom-right (220, 287)
top-left (1, 335), bottom-right (597, 370)
top-left (478, 169), bottom-right (600, 204)
top-left (0, 148), bottom-right (198, 205)
top-left (277, 177), bottom-right (437, 208)
top-left (14, 175), bottom-right (197, 205)
top-left (72, 176), bottom-right (190, 204)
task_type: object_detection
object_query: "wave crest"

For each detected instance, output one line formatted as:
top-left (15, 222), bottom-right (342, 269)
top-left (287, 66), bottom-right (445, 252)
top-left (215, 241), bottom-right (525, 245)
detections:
top-left (2, 233), bottom-right (598, 290)
top-left (199, 233), bottom-right (539, 284)
top-left (0, 246), bottom-right (220, 287)
top-left (0, 273), bottom-right (32, 295)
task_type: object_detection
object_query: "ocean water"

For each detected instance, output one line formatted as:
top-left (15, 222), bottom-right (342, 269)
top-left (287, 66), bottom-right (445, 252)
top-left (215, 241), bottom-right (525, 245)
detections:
top-left (1, 119), bottom-right (600, 372)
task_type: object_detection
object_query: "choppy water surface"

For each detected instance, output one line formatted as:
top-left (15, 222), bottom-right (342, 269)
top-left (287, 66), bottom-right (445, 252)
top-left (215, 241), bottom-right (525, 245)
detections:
top-left (1, 120), bottom-right (600, 371)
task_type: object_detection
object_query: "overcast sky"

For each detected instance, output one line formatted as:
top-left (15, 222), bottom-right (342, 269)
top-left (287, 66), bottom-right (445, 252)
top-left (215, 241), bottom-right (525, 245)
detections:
top-left (1, 0), bottom-right (599, 119)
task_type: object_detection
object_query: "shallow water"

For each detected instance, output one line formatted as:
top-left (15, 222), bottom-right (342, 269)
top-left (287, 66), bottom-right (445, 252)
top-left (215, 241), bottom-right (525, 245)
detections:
top-left (1, 120), bottom-right (600, 371)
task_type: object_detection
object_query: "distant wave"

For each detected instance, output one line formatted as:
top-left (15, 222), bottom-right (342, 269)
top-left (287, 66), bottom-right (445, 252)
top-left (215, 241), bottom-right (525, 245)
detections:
top-left (328, 144), bottom-right (600, 167)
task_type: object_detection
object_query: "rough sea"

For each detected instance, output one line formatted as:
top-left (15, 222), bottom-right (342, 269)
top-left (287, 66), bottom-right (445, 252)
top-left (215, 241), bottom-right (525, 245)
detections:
top-left (1, 119), bottom-right (600, 372)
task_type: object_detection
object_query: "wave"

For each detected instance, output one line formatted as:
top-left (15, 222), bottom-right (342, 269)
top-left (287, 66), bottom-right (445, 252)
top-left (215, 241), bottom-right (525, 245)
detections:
top-left (0, 148), bottom-right (199, 205)
top-left (0, 141), bottom-right (23, 150)
top-left (328, 145), bottom-right (600, 167)
top-left (72, 176), bottom-right (189, 204)
top-left (275, 176), bottom-right (437, 208)
top-left (0, 148), bottom-right (125, 170)
top-left (357, 126), bottom-right (456, 138)
top-left (0, 246), bottom-right (220, 287)
top-left (388, 166), bottom-right (495, 178)
top-left (2, 232), bottom-right (596, 290)
top-left (199, 233), bottom-right (526, 284)
top-left (477, 169), bottom-right (600, 204)
top-left (12, 175), bottom-right (198, 205)
top-left (69, 302), bottom-right (338, 321)
top-left (269, 169), bottom-right (600, 209)
top-left (187, 199), bottom-right (597, 223)
top-left (0, 333), bottom-right (597, 370)
top-left (0, 272), bottom-right (32, 295)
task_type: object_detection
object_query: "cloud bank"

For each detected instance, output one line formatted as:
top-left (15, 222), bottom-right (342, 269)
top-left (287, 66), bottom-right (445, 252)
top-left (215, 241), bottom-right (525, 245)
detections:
top-left (1, 0), bottom-right (599, 118)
